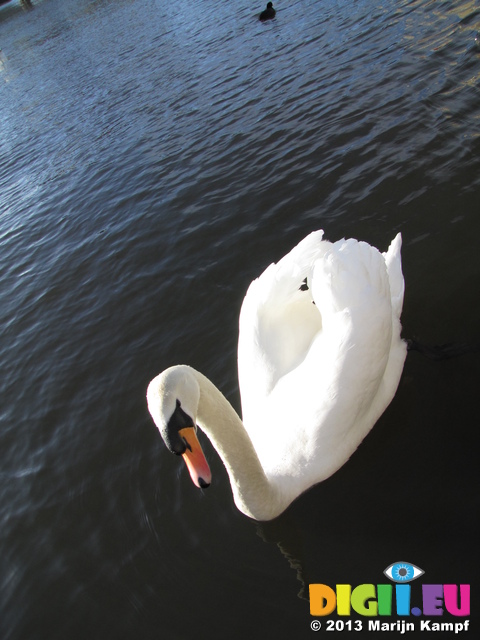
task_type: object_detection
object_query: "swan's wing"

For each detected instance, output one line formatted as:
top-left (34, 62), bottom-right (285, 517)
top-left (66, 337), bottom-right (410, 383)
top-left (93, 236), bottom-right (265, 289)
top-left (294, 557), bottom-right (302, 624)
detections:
top-left (238, 230), bottom-right (328, 422)
top-left (383, 232), bottom-right (404, 319)
top-left (238, 232), bottom-right (406, 500)
top-left (380, 232), bottom-right (407, 406)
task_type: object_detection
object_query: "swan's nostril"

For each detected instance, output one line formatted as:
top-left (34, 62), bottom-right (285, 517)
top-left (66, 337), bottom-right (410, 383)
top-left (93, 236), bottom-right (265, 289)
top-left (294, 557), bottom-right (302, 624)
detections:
top-left (198, 478), bottom-right (210, 489)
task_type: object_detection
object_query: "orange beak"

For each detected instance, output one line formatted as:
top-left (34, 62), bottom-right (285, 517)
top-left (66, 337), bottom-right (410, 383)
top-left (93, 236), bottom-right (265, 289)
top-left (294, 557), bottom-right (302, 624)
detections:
top-left (178, 427), bottom-right (212, 489)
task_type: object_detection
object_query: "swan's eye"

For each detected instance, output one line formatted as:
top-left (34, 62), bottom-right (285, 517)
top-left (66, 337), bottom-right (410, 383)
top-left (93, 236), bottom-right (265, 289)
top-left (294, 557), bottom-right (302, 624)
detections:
top-left (170, 401), bottom-right (195, 430)
top-left (162, 401), bottom-right (195, 455)
top-left (383, 562), bottom-right (424, 583)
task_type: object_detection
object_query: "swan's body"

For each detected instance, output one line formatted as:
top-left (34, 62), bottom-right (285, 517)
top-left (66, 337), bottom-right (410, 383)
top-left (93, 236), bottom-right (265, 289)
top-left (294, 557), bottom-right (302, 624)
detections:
top-left (147, 231), bottom-right (407, 520)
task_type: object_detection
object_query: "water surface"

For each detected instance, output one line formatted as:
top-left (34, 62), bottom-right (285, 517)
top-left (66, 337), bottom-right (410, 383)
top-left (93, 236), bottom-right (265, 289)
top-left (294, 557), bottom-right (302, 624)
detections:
top-left (1, 0), bottom-right (479, 638)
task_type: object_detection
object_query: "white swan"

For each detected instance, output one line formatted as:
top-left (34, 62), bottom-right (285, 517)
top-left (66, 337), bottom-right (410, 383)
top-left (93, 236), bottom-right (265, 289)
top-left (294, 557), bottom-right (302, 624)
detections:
top-left (147, 230), bottom-right (407, 520)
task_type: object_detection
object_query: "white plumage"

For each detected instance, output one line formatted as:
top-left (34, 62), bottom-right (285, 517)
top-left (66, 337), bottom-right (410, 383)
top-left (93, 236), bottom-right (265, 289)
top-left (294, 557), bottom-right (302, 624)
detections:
top-left (147, 231), bottom-right (406, 520)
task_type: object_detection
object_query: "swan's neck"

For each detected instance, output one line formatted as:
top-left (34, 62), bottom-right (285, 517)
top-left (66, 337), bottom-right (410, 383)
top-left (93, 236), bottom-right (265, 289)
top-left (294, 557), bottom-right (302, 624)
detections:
top-left (189, 368), bottom-right (284, 520)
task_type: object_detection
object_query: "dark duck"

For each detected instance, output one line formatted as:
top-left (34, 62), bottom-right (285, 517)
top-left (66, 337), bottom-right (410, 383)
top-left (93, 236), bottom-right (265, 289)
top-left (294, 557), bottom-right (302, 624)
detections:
top-left (259, 2), bottom-right (275, 21)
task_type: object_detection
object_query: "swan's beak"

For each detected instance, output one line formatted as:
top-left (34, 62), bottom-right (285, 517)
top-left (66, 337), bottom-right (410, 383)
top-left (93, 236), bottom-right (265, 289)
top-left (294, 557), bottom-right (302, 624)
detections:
top-left (178, 427), bottom-right (212, 489)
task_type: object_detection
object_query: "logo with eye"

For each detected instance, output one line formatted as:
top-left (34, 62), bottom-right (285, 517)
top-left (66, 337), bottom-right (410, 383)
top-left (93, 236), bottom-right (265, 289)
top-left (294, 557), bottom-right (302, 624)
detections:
top-left (384, 561), bottom-right (424, 583)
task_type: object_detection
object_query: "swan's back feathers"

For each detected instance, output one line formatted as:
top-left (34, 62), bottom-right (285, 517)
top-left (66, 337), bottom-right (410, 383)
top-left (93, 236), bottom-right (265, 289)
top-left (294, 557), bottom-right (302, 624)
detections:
top-left (238, 231), bottom-right (407, 500)
top-left (238, 231), bottom-right (326, 405)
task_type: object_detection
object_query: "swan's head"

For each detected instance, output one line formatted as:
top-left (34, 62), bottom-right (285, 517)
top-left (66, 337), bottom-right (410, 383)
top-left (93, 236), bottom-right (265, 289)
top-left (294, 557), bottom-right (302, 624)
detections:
top-left (147, 367), bottom-right (212, 489)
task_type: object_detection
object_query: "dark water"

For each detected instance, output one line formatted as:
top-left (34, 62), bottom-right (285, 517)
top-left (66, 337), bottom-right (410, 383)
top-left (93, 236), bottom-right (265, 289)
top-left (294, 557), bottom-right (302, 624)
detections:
top-left (1, 0), bottom-right (479, 638)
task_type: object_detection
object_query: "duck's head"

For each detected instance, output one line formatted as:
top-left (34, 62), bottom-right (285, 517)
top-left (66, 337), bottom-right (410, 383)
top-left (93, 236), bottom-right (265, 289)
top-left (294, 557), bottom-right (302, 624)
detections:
top-left (147, 368), bottom-right (212, 489)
